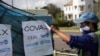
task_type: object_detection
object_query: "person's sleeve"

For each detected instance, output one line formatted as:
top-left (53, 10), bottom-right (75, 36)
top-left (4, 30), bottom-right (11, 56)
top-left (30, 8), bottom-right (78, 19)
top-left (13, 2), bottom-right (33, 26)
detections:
top-left (67, 35), bottom-right (93, 49)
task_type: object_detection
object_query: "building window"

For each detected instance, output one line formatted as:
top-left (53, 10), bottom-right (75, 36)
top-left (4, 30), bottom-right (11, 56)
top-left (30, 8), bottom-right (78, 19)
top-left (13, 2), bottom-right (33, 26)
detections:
top-left (80, 6), bottom-right (84, 11)
top-left (69, 15), bottom-right (72, 19)
top-left (81, 0), bottom-right (84, 1)
top-left (69, 7), bottom-right (70, 10)
top-left (88, 4), bottom-right (91, 9)
top-left (74, 6), bottom-right (77, 9)
top-left (75, 15), bottom-right (77, 19)
top-left (79, 14), bottom-right (81, 17)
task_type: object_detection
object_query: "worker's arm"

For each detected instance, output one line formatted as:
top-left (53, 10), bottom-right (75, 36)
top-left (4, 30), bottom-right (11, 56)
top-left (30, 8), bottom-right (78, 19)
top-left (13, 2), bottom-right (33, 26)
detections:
top-left (50, 25), bottom-right (93, 49)
top-left (50, 25), bottom-right (70, 43)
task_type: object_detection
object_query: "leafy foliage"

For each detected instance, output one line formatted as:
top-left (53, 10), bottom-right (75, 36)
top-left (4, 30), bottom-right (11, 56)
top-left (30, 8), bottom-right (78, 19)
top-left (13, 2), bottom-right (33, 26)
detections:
top-left (42, 3), bottom-right (62, 19)
top-left (53, 19), bottom-right (75, 27)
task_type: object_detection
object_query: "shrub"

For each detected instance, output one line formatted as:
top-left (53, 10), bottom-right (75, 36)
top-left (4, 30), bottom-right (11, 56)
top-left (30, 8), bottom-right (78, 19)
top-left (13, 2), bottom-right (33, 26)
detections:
top-left (53, 19), bottom-right (76, 27)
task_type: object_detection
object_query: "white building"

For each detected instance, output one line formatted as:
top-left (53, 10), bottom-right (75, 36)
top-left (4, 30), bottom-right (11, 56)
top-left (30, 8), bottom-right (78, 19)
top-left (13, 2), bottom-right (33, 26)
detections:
top-left (63, 0), bottom-right (93, 21)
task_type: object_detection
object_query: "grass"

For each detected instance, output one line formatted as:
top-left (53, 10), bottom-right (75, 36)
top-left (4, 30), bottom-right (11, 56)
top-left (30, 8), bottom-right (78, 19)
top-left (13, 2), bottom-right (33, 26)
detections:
top-left (96, 29), bottom-right (100, 34)
top-left (60, 26), bottom-right (100, 30)
top-left (59, 26), bottom-right (79, 30)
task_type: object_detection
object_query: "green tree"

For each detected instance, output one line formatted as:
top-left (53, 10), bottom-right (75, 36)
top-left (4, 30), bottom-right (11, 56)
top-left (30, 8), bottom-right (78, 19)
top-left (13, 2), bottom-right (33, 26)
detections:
top-left (42, 3), bottom-right (62, 19)
top-left (94, 0), bottom-right (100, 20)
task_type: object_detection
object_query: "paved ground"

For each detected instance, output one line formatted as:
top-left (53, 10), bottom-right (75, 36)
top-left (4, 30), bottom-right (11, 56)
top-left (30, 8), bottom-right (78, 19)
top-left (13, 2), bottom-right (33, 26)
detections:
top-left (53, 31), bottom-right (81, 50)
top-left (53, 31), bottom-right (81, 56)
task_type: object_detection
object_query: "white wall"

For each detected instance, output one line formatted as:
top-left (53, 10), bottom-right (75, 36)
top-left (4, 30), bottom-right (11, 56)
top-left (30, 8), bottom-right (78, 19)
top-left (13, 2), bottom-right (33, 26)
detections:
top-left (63, 6), bottom-right (73, 14)
top-left (63, 0), bottom-right (93, 20)
top-left (73, 0), bottom-right (79, 5)
top-left (85, 0), bottom-right (93, 12)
